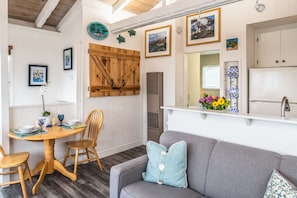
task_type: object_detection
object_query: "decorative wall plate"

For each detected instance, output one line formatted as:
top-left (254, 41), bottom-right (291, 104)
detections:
top-left (87, 22), bottom-right (109, 40)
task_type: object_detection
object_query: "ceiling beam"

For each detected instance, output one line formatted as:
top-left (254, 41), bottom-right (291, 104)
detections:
top-left (9, 18), bottom-right (58, 32)
top-left (35, 0), bottom-right (60, 28)
top-left (111, 0), bottom-right (243, 34)
top-left (56, 0), bottom-right (81, 32)
top-left (113, 0), bottom-right (132, 14)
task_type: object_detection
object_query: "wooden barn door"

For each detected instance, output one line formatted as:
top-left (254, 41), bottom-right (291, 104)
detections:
top-left (88, 43), bottom-right (140, 97)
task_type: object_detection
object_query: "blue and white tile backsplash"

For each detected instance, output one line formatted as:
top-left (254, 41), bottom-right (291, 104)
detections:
top-left (226, 64), bottom-right (239, 112)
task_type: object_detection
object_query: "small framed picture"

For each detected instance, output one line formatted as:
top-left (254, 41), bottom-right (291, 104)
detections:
top-left (186, 8), bottom-right (221, 46)
top-left (28, 65), bottom-right (48, 86)
top-left (226, 38), bottom-right (238, 50)
top-left (63, 48), bottom-right (72, 70)
top-left (145, 25), bottom-right (171, 58)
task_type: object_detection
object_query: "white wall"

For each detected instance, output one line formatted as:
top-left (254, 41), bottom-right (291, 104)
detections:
top-left (174, 17), bottom-right (185, 107)
top-left (58, 10), bottom-right (82, 103)
top-left (0, 0), bottom-right (10, 160)
top-left (141, 19), bottom-right (179, 141)
top-left (8, 25), bottom-right (62, 107)
top-left (79, 1), bottom-right (144, 156)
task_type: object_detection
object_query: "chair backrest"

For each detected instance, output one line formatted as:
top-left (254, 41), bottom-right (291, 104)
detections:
top-left (0, 145), bottom-right (5, 159)
top-left (83, 109), bottom-right (104, 146)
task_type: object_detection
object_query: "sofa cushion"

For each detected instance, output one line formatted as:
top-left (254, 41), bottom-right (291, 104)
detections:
top-left (160, 131), bottom-right (217, 194)
top-left (120, 181), bottom-right (203, 198)
top-left (142, 140), bottom-right (188, 188)
top-left (263, 169), bottom-right (297, 198)
top-left (279, 155), bottom-right (297, 187)
top-left (204, 141), bottom-right (281, 198)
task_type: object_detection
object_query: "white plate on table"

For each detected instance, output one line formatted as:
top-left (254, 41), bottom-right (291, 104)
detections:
top-left (18, 125), bottom-right (35, 132)
top-left (14, 127), bottom-right (39, 134)
top-left (66, 119), bottom-right (81, 126)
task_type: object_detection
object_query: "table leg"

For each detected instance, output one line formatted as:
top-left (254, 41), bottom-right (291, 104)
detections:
top-left (32, 161), bottom-right (48, 195)
top-left (31, 139), bottom-right (55, 195)
top-left (31, 138), bottom-right (78, 195)
top-left (54, 160), bottom-right (77, 181)
top-left (31, 160), bottom-right (45, 176)
top-left (44, 139), bottom-right (55, 174)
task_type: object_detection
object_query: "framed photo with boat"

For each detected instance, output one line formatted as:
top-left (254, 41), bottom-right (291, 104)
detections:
top-left (186, 8), bottom-right (221, 46)
top-left (145, 25), bottom-right (171, 58)
top-left (28, 65), bottom-right (48, 86)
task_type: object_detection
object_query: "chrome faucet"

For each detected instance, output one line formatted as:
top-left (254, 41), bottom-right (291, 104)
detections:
top-left (281, 96), bottom-right (290, 118)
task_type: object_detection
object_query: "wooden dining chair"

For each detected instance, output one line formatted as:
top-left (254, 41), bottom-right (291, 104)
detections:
top-left (63, 109), bottom-right (104, 177)
top-left (0, 145), bottom-right (32, 198)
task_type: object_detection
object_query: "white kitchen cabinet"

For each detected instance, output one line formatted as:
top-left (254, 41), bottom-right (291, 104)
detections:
top-left (256, 28), bottom-right (297, 67)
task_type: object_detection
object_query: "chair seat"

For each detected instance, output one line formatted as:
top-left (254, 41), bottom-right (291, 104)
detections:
top-left (0, 146), bottom-right (32, 198)
top-left (65, 140), bottom-right (93, 149)
top-left (0, 152), bottom-right (29, 168)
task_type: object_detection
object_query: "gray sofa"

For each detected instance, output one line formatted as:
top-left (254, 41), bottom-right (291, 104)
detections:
top-left (110, 131), bottom-right (297, 198)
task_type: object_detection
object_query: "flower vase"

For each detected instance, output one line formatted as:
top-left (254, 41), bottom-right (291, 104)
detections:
top-left (203, 107), bottom-right (228, 113)
top-left (39, 116), bottom-right (51, 127)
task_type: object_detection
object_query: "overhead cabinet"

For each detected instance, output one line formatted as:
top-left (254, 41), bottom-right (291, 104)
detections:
top-left (256, 28), bottom-right (297, 67)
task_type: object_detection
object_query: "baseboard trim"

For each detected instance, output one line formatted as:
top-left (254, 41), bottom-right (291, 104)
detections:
top-left (61, 140), bottom-right (144, 166)
top-left (98, 140), bottom-right (144, 158)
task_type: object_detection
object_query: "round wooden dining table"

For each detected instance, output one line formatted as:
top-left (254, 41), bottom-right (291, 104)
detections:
top-left (8, 125), bottom-right (85, 195)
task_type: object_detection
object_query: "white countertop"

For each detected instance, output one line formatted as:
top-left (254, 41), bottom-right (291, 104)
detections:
top-left (161, 106), bottom-right (297, 126)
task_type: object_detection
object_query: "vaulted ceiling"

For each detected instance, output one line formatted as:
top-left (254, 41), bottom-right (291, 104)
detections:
top-left (8, 0), bottom-right (161, 31)
top-left (100, 0), bottom-right (161, 14)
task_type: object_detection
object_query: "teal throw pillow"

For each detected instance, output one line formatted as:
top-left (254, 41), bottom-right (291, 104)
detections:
top-left (142, 140), bottom-right (188, 188)
top-left (263, 169), bottom-right (297, 198)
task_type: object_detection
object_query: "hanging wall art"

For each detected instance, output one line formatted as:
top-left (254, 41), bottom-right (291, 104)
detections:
top-left (87, 22), bottom-right (109, 40)
top-left (145, 25), bottom-right (171, 58)
top-left (186, 8), bottom-right (221, 46)
top-left (63, 48), bottom-right (72, 70)
top-left (28, 65), bottom-right (48, 86)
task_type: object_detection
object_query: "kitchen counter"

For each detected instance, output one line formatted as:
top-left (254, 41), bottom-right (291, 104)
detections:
top-left (161, 106), bottom-right (297, 126)
top-left (161, 106), bottom-right (297, 156)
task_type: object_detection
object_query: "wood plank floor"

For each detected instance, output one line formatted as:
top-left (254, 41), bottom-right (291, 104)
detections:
top-left (0, 146), bottom-right (146, 198)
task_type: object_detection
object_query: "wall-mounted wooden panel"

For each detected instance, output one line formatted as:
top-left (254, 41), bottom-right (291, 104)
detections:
top-left (89, 43), bottom-right (140, 97)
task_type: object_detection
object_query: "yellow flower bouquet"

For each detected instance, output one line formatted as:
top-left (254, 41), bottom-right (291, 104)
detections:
top-left (199, 93), bottom-right (230, 110)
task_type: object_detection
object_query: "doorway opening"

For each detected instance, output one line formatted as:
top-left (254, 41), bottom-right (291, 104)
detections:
top-left (186, 50), bottom-right (220, 107)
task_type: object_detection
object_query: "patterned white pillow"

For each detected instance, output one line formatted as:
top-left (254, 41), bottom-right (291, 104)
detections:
top-left (264, 169), bottom-right (297, 198)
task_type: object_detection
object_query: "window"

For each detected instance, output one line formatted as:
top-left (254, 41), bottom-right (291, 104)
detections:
top-left (202, 65), bottom-right (220, 89)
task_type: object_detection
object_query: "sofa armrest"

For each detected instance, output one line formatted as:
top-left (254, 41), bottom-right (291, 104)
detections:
top-left (110, 154), bottom-right (148, 198)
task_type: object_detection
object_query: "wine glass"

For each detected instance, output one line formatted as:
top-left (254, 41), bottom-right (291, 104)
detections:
top-left (38, 117), bottom-right (45, 132)
top-left (57, 112), bottom-right (64, 126)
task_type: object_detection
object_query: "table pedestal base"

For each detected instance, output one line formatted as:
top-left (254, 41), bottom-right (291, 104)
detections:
top-left (31, 139), bottom-right (77, 195)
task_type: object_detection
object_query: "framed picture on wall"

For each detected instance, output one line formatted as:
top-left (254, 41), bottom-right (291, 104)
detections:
top-left (28, 65), bottom-right (48, 86)
top-left (145, 25), bottom-right (171, 58)
top-left (186, 8), bottom-right (221, 46)
top-left (226, 38), bottom-right (238, 50)
top-left (63, 47), bottom-right (72, 70)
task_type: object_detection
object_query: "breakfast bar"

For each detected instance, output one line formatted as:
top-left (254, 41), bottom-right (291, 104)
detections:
top-left (162, 106), bottom-right (297, 156)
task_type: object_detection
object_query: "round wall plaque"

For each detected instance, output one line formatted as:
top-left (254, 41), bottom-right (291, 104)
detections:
top-left (87, 22), bottom-right (109, 40)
